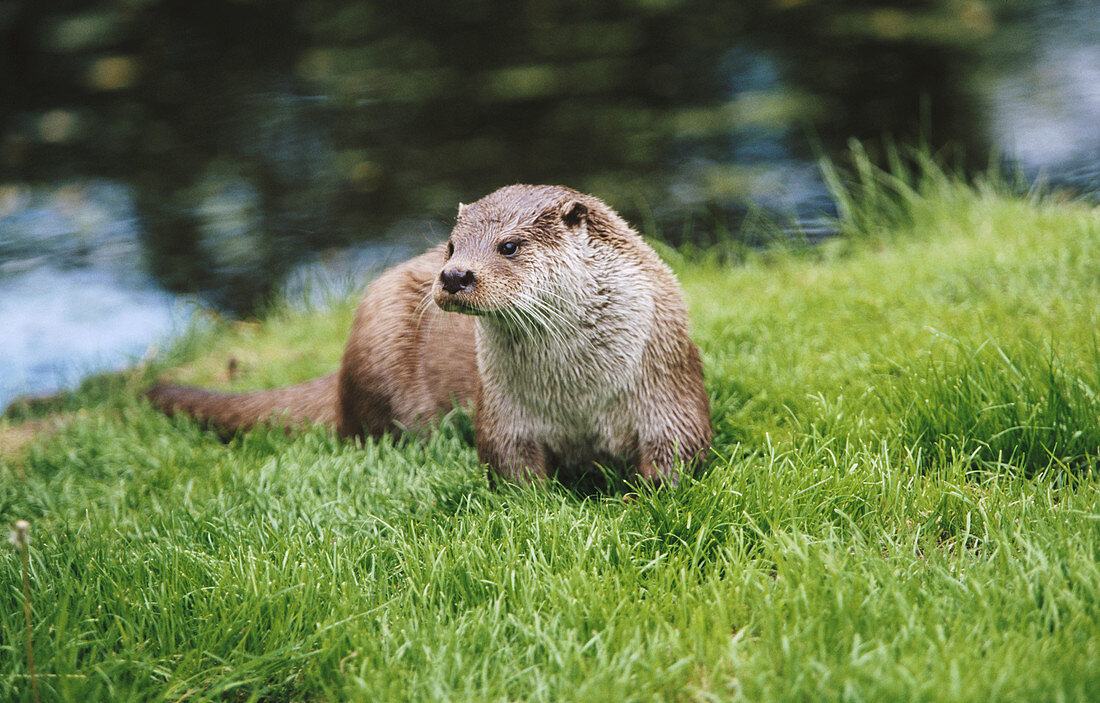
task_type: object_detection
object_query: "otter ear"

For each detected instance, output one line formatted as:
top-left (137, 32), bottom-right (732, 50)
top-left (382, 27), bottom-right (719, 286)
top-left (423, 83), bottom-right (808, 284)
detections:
top-left (561, 200), bottom-right (588, 229)
top-left (457, 202), bottom-right (468, 219)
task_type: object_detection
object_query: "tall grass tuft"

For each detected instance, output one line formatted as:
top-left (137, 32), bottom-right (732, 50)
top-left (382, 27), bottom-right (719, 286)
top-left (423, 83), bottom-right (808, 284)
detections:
top-left (818, 139), bottom-right (1026, 245)
top-left (885, 338), bottom-right (1100, 476)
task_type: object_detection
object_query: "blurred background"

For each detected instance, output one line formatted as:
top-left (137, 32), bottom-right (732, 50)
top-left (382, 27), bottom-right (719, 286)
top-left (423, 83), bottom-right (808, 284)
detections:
top-left (0, 0), bottom-right (1097, 406)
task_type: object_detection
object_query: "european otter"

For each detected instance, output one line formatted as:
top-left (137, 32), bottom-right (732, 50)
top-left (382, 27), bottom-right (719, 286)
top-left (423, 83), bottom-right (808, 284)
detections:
top-left (148, 185), bottom-right (711, 485)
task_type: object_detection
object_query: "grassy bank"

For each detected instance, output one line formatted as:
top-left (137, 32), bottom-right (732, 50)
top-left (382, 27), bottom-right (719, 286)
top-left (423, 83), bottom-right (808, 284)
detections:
top-left (2, 161), bottom-right (1099, 701)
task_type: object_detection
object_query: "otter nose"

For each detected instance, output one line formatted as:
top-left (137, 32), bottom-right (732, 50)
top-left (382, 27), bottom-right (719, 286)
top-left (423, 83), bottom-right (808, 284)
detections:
top-left (440, 268), bottom-right (476, 294)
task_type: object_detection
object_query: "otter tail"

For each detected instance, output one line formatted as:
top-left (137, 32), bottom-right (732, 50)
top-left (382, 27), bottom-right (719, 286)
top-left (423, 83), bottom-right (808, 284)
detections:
top-left (146, 372), bottom-right (339, 436)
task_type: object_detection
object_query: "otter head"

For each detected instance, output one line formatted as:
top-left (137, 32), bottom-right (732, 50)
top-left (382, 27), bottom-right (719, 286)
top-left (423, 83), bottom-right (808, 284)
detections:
top-left (432, 185), bottom-right (599, 322)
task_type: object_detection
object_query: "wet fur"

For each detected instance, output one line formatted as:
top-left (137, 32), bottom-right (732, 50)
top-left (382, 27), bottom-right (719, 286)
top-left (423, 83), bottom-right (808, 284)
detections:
top-left (148, 185), bottom-right (711, 485)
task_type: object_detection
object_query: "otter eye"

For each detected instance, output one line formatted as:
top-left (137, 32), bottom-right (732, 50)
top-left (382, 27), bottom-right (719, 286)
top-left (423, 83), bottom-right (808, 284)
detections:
top-left (447, 241), bottom-right (454, 258)
top-left (498, 241), bottom-right (519, 257)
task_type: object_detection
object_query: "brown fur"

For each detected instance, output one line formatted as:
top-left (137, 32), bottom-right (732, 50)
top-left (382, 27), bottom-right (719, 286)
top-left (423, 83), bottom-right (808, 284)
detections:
top-left (147, 185), bottom-right (711, 485)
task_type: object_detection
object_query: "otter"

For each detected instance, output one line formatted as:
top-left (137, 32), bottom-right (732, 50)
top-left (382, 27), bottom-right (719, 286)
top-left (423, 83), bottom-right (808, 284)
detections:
top-left (148, 185), bottom-right (711, 485)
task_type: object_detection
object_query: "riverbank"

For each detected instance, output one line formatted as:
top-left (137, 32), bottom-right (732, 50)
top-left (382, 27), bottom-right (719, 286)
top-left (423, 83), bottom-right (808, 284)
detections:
top-left (2, 162), bottom-right (1098, 701)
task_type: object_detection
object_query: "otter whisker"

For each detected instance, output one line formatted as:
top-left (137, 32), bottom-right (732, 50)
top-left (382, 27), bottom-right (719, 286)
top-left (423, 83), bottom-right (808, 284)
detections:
top-left (503, 304), bottom-right (536, 342)
top-left (414, 287), bottom-right (436, 331)
top-left (531, 296), bottom-right (577, 332)
top-left (510, 297), bottom-right (552, 339)
top-left (535, 288), bottom-right (577, 306)
top-left (529, 303), bottom-right (577, 353)
top-left (515, 303), bottom-right (541, 341)
top-left (525, 295), bottom-right (580, 342)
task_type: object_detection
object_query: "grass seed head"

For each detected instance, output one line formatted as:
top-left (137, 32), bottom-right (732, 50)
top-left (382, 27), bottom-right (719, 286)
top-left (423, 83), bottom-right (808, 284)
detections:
top-left (9, 519), bottom-right (31, 549)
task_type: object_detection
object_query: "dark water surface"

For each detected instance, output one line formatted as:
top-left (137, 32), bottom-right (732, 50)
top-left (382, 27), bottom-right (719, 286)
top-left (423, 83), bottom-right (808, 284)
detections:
top-left (0, 0), bottom-right (1097, 406)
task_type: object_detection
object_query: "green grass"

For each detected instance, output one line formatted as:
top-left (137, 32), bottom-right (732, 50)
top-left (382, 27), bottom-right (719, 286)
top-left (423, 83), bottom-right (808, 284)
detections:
top-left (2, 155), bottom-right (1099, 701)
top-left (884, 338), bottom-right (1100, 476)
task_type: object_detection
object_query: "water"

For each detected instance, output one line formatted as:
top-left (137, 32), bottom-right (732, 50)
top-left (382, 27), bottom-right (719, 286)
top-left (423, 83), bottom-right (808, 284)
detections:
top-left (0, 266), bottom-right (180, 406)
top-left (0, 0), bottom-right (1097, 408)
top-left (984, 2), bottom-right (1100, 191)
top-left (0, 183), bottom-right (181, 407)
top-left (0, 182), bottom-right (433, 406)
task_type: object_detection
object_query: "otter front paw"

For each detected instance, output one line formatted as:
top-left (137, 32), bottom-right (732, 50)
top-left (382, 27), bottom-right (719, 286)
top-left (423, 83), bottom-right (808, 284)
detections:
top-left (479, 437), bottom-right (548, 486)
